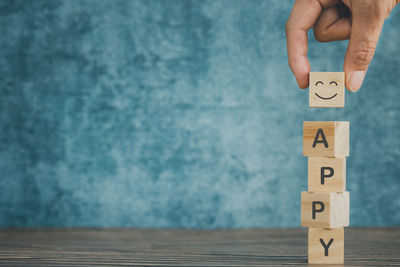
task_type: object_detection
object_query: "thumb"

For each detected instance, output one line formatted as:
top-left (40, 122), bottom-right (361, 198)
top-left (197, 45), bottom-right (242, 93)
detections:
top-left (343, 2), bottom-right (386, 92)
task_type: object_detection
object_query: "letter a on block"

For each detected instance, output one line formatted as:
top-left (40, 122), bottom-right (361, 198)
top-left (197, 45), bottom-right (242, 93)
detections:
top-left (312, 129), bottom-right (329, 148)
top-left (308, 228), bottom-right (344, 264)
top-left (303, 121), bottom-right (349, 157)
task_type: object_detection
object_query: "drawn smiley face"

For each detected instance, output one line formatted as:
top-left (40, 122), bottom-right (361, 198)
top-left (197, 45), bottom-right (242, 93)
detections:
top-left (309, 72), bottom-right (345, 108)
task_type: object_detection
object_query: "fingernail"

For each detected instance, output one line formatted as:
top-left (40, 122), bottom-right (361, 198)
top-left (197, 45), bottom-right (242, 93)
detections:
top-left (349, 71), bottom-right (365, 92)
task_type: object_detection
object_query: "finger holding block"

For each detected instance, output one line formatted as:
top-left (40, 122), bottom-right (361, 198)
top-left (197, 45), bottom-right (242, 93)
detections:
top-left (308, 228), bottom-right (344, 264)
top-left (303, 121), bottom-right (349, 157)
top-left (308, 157), bottom-right (346, 192)
top-left (309, 72), bottom-right (345, 108)
top-left (301, 191), bottom-right (349, 228)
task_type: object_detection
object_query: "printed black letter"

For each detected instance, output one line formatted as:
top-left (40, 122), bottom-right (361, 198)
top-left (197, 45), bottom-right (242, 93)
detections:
top-left (312, 201), bottom-right (325, 219)
top-left (312, 128), bottom-right (329, 148)
top-left (319, 238), bottom-right (334, 256)
top-left (321, 167), bottom-right (334, 185)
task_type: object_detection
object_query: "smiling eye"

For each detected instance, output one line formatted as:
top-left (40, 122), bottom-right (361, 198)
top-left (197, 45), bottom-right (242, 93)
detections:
top-left (329, 81), bottom-right (338, 86)
top-left (315, 81), bottom-right (324, 86)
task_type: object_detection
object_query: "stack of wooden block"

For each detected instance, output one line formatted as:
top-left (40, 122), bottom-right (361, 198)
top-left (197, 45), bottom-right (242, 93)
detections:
top-left (301, 72), bottom-right (350, 264)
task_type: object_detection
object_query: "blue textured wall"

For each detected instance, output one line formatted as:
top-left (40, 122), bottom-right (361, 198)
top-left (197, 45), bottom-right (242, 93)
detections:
top-left (0, 0), bottom-right (399, 227)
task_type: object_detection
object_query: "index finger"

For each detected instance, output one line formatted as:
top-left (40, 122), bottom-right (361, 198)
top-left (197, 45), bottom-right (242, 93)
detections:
top-left (285, 0), bottom-right (324, 89)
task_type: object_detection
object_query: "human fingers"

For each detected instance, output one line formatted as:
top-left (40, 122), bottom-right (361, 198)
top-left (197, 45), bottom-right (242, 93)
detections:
top-left (343, 0), bottom-right (397, 91)
top-left (313, 3), bottom-right (351, 42)
top-left (285, 0), bottom-right (325, 89)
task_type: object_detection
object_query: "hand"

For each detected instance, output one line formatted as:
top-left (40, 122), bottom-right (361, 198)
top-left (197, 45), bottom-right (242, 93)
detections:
top-left (285, 0), bottom-right (399, 91)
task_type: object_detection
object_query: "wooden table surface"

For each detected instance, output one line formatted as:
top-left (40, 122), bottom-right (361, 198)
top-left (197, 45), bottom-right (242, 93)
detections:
top-left (0, 227), bottom-right (399, 266)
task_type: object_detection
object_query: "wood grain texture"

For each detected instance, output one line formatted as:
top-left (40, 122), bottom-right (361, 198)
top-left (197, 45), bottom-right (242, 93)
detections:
top-left (309, 72), bottom-right (345, 108)
top-left (301, 191), bottom-right (350, 228)
top-left (308, 157), bottom-right (346, 192)
top-left (308, 227), bottom-right (344, 264)
top-left (0, 228), bottom-right (399, 266)
top-left (303, 121), bottom-right (349, 157)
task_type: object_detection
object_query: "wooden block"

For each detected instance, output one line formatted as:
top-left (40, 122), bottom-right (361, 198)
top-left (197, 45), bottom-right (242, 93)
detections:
top-left (308, 157), bottom-right (346, 192)
top-left (303, 121), bottom-right (349, 157)
top-left (301, 191), bottom-right (349, 228)
top-left (309, 72), bottom-right (345, 108)
top-left (308, 227), bottom-right (344, 264)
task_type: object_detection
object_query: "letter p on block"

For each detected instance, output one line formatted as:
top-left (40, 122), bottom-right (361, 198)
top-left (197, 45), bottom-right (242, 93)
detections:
top-left (301, 191), bottom-right (349, 228)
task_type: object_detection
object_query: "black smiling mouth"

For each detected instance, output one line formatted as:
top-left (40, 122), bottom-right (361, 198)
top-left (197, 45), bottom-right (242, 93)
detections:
top-left (315, 93), bottom-right (338, 100)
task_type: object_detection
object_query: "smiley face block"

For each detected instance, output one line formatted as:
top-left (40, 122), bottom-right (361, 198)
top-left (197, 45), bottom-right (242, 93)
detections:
top-left (303, 121), bottom-right (349, 157)
top-left (301, 191), bottom-right (349, 228)
top-left (309, 72), bottom-right (345, 108)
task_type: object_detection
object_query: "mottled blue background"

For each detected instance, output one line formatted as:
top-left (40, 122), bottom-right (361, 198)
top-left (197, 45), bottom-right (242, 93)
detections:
top-left (0, 0), bottom-right (399, 228)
